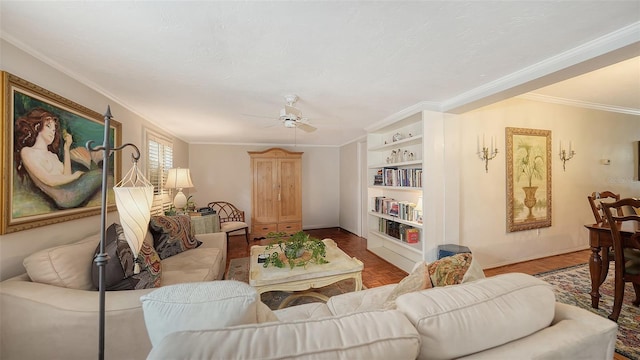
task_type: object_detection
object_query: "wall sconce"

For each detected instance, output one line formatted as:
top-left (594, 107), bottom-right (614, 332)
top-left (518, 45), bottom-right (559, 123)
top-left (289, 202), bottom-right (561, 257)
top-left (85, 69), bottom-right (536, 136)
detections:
top-left (477, 135), bottom-right (498, 173)
top-left (559, 140), bottom-right (576, 171)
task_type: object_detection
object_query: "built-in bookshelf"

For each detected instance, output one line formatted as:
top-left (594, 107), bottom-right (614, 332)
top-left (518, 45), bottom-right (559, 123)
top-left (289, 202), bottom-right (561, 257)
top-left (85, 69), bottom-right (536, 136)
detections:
top-left (366, 112), bottom-right (424, 273)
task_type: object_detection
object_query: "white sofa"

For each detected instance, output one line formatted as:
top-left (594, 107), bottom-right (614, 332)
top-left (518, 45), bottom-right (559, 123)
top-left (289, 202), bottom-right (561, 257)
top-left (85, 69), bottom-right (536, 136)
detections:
top-left (0, 230), bottom-right (227, 360)
top-left (144, 273), bottom-right (618, 360)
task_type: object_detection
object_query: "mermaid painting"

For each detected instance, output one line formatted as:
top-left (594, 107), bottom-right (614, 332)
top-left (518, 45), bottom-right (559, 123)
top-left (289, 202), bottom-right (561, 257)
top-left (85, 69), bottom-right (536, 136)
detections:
top-left (14, 107), bottom-right (103, 209)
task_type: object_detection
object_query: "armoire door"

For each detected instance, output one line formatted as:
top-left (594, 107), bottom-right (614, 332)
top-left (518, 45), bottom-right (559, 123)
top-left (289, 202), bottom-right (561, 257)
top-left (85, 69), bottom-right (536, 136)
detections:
top-left (251, 157), bottom-right (279, 224)
top-left (278, 158), bottom-right (302, 223)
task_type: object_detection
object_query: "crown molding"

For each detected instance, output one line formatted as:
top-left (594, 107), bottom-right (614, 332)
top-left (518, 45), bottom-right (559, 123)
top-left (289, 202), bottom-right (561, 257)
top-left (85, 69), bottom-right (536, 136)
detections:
top-left (441, 22), bottom-right (640, 114)
top-left (365, 101), bottom-right (440, 133)
top-left (519, 93), bottom-right (640, 116)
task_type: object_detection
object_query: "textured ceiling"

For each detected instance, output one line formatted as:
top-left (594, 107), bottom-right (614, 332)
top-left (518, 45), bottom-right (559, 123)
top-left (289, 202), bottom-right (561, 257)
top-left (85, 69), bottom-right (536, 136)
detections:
top-left (1, 1), bottom-right (638, 146)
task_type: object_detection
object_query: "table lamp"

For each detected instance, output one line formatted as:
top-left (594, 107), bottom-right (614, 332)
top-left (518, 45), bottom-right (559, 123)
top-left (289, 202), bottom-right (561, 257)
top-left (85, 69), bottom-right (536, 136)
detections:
top-left (165, 168), bottom-right (194, 210)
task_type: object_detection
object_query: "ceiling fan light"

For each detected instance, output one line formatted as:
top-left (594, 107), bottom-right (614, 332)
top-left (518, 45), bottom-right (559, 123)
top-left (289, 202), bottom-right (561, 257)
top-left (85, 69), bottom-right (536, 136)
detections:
top-left (283, 119), bottom-right (297, 128)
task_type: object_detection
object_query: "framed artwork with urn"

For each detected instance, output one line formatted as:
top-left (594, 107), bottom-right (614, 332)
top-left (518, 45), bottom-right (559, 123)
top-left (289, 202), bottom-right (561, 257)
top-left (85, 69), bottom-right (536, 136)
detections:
top-left (506, 127), bottom-right (552, 232)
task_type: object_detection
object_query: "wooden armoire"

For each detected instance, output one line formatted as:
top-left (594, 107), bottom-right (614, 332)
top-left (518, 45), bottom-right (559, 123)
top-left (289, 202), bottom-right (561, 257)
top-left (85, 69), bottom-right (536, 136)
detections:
top-left (248, 148), bottom-right (303, 239)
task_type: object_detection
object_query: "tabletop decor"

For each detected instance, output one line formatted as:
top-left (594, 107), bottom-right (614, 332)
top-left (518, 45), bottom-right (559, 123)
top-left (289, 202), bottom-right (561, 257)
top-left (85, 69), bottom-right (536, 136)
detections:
top-left (506, 127), bottom-right (552, 232)
top-left (262, 231), bottom-right (329, 269)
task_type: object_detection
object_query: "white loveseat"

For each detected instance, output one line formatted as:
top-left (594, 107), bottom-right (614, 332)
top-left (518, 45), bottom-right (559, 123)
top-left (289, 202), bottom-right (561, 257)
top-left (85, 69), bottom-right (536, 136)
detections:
top-left (143, 272), bottom-right (618, 360)
top-left (0, 230), bottom-right (227, 360)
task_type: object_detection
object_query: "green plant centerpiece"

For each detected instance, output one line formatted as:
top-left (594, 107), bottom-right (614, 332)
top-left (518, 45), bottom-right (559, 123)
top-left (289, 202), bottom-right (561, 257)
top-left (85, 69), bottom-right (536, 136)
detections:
top-left (262, 231), bottom-right (329, 269)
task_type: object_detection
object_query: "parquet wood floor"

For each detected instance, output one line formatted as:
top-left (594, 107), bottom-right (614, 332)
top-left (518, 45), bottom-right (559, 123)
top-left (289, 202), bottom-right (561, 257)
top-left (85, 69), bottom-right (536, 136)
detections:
top-left (226, 227), bottom-right (591, 288)
top-left (226, 227), bottom-right (626, 360)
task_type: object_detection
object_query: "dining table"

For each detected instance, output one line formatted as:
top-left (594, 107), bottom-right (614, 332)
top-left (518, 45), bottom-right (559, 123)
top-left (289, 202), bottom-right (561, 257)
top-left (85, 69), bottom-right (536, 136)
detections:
top-left (584, 222), bottom-right (636, 309)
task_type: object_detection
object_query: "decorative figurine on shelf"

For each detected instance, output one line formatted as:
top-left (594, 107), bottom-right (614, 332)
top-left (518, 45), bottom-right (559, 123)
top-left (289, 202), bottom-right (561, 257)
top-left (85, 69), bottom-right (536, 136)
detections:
top-left (390, 150), bottom-right (398, 163)
top-left (403, 150), bottom-right (409, 162)
top-left (392, 132), bottom-right (404, 142)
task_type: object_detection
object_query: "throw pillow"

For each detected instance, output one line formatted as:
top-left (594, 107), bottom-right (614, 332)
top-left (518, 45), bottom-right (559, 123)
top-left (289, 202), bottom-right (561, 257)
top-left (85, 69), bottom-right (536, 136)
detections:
top-left (23, 233), bottom-right (100, 290)
top-left (136, 235), bottom-right (163, 289)
top-left (91, 223), bottom-right (162, 291)
top-left (149, 215), bottom-right (201, 259)
top-left (382, 261), bottom-right (433, 310)
top-left (427, 252), bottom-right (474, 287)
top-left (140, 280), bottom-right (260, 347)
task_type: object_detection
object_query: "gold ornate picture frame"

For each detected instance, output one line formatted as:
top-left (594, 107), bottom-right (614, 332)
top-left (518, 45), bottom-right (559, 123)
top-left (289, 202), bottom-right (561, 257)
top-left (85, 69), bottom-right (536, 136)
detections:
top-left (1, 72), bottom-right (121, 234)
top-left (506, 127), bottom-right (552, 232)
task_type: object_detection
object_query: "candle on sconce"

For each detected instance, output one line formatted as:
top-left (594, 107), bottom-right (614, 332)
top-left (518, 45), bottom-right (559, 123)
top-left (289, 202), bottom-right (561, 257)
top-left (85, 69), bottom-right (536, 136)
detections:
top-left (477, 135), bottom-right (480, 153)
top-left (560, 140), bottom-right (562, 155)
top-left (491, 136), bottom-right (494, 151)
top-left (569, 141), bottom-right (572, 153)
top-left (483, 134), bottom-right (485, 149)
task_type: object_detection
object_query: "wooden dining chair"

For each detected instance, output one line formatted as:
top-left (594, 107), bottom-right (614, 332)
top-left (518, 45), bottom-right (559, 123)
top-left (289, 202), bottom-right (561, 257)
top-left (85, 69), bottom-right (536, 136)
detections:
top-left (207, 201), bottom-right (250, 245)
top-left (588, 191), bottom-right (620, 225)
top-left (601, 197), bottom-right (640, 322)
top-left (588, 191), bottom-right (621, 284)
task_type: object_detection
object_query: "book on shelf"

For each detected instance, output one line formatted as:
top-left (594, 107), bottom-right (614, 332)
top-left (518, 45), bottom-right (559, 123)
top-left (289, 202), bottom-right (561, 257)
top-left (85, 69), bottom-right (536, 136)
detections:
top-left (372, 196), bottom-right (419, 222)
top-left (388, 201), bottom-right (399, 216)
top-left (406, 228), bottom-right (420, 244)
top-left (376, 167), bottom-right (423, 187)
top-left (373, 169), bottom-right (383, 185)
top-left (378, 218), bottom-right (419, 243)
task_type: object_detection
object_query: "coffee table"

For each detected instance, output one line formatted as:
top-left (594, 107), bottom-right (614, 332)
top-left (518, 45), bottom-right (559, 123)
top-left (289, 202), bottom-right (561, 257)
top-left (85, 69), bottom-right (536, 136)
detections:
top-left (249, 239), bottom-right (363, 308)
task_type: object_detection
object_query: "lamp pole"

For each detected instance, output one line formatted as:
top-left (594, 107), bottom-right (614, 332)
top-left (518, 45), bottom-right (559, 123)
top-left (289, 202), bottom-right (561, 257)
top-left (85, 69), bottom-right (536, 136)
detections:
top-left (86, 106), bottom-right (140, 360)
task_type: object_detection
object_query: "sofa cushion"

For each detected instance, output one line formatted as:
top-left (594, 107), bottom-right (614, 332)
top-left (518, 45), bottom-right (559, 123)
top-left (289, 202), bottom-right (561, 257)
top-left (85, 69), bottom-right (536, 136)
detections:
top-left (273, 302), bottom-right (333, 321)
top-left (23, 233), bottom-right (99, 290)
top-left (91, 223), bottom-right (161, 290)
top-left (147, 310), bottom-right (421, 360)
top-left (140, 280), bottom-right (260, 346)
top-left (382, 261), bottom-right (433, 310)
top-left (149, 215), bottom-right (201, 259)
top-left (396, 273), bottom-right (556, 360)
top-left (160, 247), bottom-right (223, 285)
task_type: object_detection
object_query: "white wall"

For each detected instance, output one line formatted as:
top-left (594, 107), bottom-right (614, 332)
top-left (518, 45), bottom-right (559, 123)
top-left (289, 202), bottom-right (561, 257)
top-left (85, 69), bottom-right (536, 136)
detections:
top-left (339, 141), bottom-right (360, 236)
top-left (450, 97), bottom-right (640, 269)
top-left (188, 144), bottom-right (340, 231)
top-left (0, 40), bottom-right (188, 280)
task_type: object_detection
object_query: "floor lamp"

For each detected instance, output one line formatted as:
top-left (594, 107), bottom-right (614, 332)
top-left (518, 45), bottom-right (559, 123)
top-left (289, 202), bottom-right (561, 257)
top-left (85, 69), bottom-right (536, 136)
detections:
top-left (87, 106), bottom-right (143, 360)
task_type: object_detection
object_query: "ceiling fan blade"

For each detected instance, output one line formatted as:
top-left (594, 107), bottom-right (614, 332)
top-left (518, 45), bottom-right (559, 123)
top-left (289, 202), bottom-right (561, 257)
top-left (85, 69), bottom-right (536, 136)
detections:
top-left (285, 105), bottom-right (302, 118)
top-left (296, 122), bottom-right (317, 133)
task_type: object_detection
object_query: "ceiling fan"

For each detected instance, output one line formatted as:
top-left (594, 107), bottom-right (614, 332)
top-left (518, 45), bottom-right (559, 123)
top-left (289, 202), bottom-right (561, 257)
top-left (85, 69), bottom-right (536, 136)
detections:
top-left (278, 94), bottom-right (317, 133)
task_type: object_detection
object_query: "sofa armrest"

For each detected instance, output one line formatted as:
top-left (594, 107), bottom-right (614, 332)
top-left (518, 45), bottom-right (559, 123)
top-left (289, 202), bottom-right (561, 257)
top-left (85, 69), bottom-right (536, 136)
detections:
top-left (196, 232), bottom-right (227, 269)
top-left (459, 303), bottom-right (618, 360)
top-left (0, 275), bottom-right (153, 360)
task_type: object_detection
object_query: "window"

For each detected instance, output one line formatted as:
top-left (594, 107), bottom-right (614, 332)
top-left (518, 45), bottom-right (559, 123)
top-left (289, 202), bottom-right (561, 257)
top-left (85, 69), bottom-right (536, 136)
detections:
top-left (146, 130), bottom-right (173, 215)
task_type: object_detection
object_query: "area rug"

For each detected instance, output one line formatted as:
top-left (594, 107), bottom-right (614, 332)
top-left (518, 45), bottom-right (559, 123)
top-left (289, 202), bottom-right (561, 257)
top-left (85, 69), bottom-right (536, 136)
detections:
top-left (535, 264), bottom-right (639, 360)
top-left (225, 257), bottom-right (361, 310)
